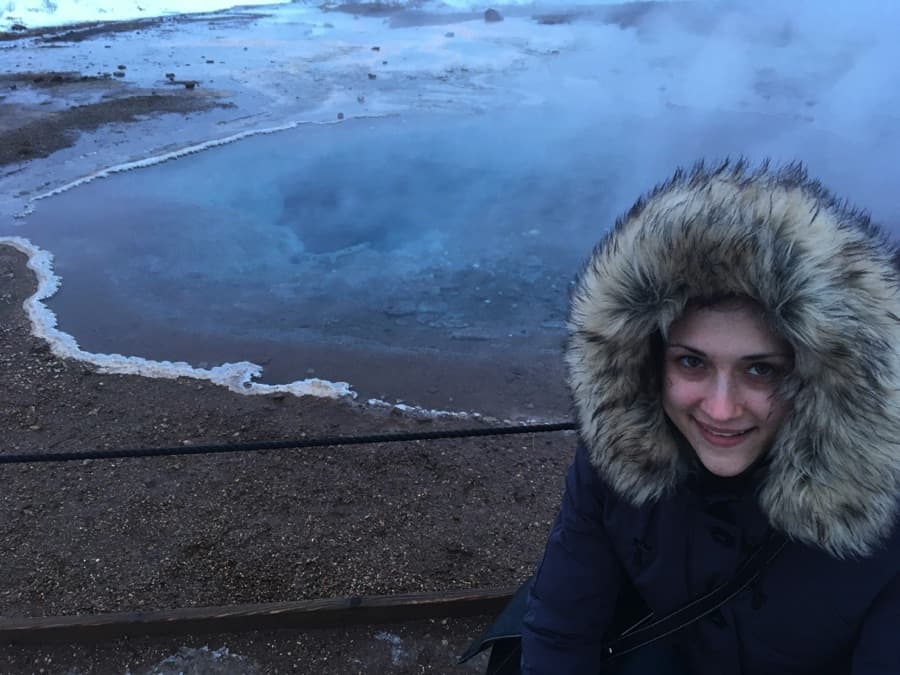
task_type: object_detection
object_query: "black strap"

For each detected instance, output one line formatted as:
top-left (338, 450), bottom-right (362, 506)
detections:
top-left (603, 531), bottom-right (788, 660)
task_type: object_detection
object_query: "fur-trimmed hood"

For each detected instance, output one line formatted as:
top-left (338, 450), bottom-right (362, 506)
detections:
top-left (567, 161), bottom-right (900, 559)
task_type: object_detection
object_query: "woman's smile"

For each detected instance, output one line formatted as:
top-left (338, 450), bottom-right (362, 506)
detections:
top-left (693, 417), bottom-right (755, 447)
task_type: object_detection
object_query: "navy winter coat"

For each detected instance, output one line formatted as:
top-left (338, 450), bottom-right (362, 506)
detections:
top-left (522, 164), bottom-right (900, 674)
top-left (522, 444), bottom-right (900, 674)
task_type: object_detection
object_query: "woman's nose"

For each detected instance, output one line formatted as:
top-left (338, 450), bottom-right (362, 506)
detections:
top-left (701, 376), bottom-right (741, 420)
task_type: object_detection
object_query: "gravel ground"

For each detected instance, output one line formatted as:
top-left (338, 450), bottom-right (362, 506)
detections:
top-left (0, 617), bottom-right (497, 674)
top-left (0, 243), bottom-right (571, 673)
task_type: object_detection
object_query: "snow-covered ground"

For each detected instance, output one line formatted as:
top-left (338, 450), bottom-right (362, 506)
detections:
top-left (1, 0), bottom-right (292, 30)
top-left (1, 0), bottom-right (678, 30)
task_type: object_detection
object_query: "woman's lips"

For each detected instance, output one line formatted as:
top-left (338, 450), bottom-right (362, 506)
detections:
top-left (693, 418), bottom-right (754, 448)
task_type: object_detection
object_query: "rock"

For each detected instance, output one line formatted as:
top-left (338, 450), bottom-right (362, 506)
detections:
top-left (484, 8), bottom-right (503, 22)
top-left (164, 79), bottom-right (200, 89)
top-left (337, 112), bottom-right (344, 119)
top-left (368, 73), bottom-right (377, 80)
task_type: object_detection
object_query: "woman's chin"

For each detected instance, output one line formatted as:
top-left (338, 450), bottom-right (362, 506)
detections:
top-left (694, 449), bottom-right (757, 478)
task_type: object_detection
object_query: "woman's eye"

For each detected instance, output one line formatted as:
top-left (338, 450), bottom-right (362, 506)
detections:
top-left (748, 362), bottom-right (776, 378)
top-left (677, 355), bottom-right (703, 369)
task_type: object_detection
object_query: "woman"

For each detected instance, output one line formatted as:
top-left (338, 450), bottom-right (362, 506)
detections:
top-left (521, 162), bottom-right (900, 674)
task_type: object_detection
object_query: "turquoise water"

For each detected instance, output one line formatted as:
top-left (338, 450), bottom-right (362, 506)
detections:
top-left (17, 104), bottom-right (898, 412)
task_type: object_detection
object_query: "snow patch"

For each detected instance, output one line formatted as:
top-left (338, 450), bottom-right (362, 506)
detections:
top-left (1, 0), bottom-right (679, 30)
top-left (374, 631), bottom-right (410, 667)
top-left (147, 645), bottom-right (260, 675)
top-left (1, 0), bottom-right (292, 30)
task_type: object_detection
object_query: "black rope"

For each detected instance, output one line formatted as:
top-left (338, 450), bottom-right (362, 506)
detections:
top-left (0, 421), bottom-right (577, 465)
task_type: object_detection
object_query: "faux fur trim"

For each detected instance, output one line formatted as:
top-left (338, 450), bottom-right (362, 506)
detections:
top-left (567, 160), bottom-right (900, 558)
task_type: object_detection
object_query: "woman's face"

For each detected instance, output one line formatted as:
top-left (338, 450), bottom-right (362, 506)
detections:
top-left (662, 305), bottom-right (793, 477)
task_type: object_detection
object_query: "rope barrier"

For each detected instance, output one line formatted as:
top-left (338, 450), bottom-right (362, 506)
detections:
top-left (0, 585), bottom-right (518, 642)
top-left (0, 421), bottom-right (577, 465)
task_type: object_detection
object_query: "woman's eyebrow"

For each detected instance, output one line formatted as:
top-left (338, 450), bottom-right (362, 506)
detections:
top-left (666, 343), bottom-right (705, 356)
top-left (741, 352), bottom-right (792, 361)
top-left (665, 343), bottom-right (791, 360)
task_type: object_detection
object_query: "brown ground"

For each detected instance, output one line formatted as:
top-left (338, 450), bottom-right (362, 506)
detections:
top-left (0, 243), bottom-right (573, 672)
top-left (0, 70), bottom-right (230, 165)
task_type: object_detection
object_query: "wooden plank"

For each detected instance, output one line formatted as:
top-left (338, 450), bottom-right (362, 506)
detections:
top-left (0, 586), bottom-right (516, 643)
